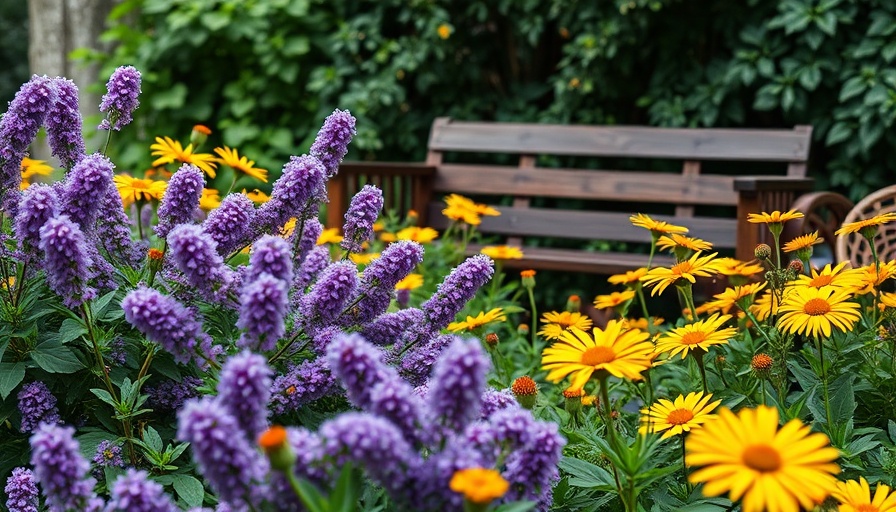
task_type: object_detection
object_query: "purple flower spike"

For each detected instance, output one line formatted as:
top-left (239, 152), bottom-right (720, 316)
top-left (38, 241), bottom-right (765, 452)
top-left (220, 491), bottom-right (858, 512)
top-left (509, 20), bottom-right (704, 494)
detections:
top-left (298, 261), bottom-right (358, 328)
top-left (503, 421), bottom-right (565, 509)
top-left (360, 308), bottom-right (424, 346)
top-left (340, 185), bottom-right (383, 254)
top-left (294, 245), bottom-right (331, 291)
top-left (426, 336), bottom-right (490, 435)
top-left (91, 440), bottom-right (125, 479)
top-left (145, 377), bottom-right (204, 412)
top-left (480, 388), bottom-right (519, 419)
top-left (14, 184), bottom-right (59, 266)
top-left (39, 214), bottom-right (96, 309)
top-left (29, 423), bottom-right (102, 512)
top-left (237, 274), bottom-right (288, 352)
top-left (270, 358), bottom-right (337, 416)
top-left (18, 381), bottom-right (60, 433)
top-left (310, 109), bottom-right (356, 178)
top-left (368, 377), bottom-right (426, 444)
top-left (422, 254), bottom-right (495, 330)
top-left (397, 333), bottom-right (452, 387)
top-left (217, 351), bottom-right (273, 440)
top-left (292, 217), bottom-right (323, 267)
top-left (155, 164), bottom-right (204, 239)
top-left (177, 398), bottom-right (268, 508)
top-left (5, 467), bottom-right (39, 512)
top-left (61, 153), bottom-right (114, 233)
top-left (106, 469), bottom-right (177, 512)
top-left (347, 240), bottom-right (424, 324)
top-left (98, 66), bottom-right (141, 131)
top-left (248, 235), bottom-right (293, 283)
top-left (96, 185), bottom-right (145, 268)
top-left (122, 286), bottom-right (214, 366)
top-left (252, 155), bottom-right (326, 236)
top-left (46, 78), bottom-right (86, 170)
top-left (167, 224), bottom-right (233, 296)
top-left (202, 192), bottom-right (255, 256)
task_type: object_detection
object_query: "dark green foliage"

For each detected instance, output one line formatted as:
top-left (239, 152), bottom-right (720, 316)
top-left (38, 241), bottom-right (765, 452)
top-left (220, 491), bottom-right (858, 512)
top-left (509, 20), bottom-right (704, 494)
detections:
top-left (0, 1), bottom-right (29, 105)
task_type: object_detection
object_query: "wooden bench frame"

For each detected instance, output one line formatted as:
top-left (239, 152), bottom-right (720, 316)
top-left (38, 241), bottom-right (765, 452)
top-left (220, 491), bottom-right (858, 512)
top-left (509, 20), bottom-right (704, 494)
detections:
top-left (328, 118), bottom-right (853, 274)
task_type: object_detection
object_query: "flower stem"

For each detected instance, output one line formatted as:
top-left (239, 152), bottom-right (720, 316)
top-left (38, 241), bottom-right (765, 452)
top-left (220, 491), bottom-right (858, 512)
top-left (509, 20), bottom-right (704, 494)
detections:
top-left (694, 350), bottom-right (709, 395)
top-left (526, 286), bottom-right (539, 354)
top-left (680, 433), bottom-right (692, 493)
top-left (814, 336), bottom-right (833, 426)
top-left (598, 376), bottom-right (626, 509)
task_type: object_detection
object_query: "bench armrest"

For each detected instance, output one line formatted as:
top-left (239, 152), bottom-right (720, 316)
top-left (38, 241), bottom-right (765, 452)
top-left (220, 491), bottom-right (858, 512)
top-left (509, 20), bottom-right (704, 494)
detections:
top-left (327, 162), bottom-right (438, 228)
top-left (733, 176), bottom-right (814, 192)
top-left (339, 161), bottom-right (438, 178)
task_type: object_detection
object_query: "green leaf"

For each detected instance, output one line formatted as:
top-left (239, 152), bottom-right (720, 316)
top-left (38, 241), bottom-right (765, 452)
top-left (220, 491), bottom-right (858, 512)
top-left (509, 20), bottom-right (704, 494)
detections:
top-left (493, 502), bottom-right (538, 512)
top-left (151, 83), bottom-right (188, 110)
top-left (840, 76), bottom-right (868, 102)
top-left (144, 426), bottom-right (164, 453)
top-left (91, 290), bottom-right (118, 318)
top-left (294, 477), bottom-right (329, 512)
top-left (0, 339), bottom-right (8, 362)
top-left (90, 388), bottom-right (117, 408)
top-left (57, 318), bottom-right (87, 344)
top-left (201, 11), bottom-right (230, 31)
top-left (557, 456), bottom-right (615, 488)
top-left (0, 363), bottom-right (26, 399)
top-left (826, 122), bottom-right (852, 145)
top-left (330, 462), bottom-right (363, 512)
top-left (30, 344), bottom-right (84, 373)
top-left (171, 474), bottom-right (205, 508)
top-left (829, 374), bottom-right (856, 424)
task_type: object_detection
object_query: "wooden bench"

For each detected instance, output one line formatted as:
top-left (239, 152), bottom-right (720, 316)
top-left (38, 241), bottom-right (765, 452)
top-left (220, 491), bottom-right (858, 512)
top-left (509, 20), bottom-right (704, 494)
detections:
top-left (327, 118), bottom-right (853, 274)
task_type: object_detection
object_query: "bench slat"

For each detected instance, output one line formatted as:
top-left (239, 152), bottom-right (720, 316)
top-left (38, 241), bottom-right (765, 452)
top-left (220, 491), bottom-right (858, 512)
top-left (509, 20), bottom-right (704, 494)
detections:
top-left (464, 245), bottom-right (677, 274)
top-left (431, 164), bottom-right (739, 205)
top-left (428, 204), bottom-right (739, 248)
top-left (429, 119), bottom-right (811, 162)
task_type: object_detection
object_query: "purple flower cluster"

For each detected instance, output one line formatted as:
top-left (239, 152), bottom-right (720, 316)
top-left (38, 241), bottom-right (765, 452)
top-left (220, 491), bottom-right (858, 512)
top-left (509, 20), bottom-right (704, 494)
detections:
top-left (14, 184), bottom-right (58, 266)
top-left (202, 192), bottom-right (255, 256)
top-left (5, 467), bottom-right (38, 512)
top-left (122, 286), bottom-right (214, 366)
top-left (297, 261), bottom-right (358, 331)
top-left (480, 388), bottom-right (518, 419)
top-left (38, 214), bottom-right (96, 308)
top-left (398, 333), bottom-right (454, 386)
top-left (167, 224), bottom-right (233, 296)
top-left (177, 398), bottom-right (268, 509)
top-left (252, 155), bottom-right (326, 236)
top-left (107, 337), bottom-right (127, 366)
top-left (17, 381), bottom-right (60, 433)
top-left (96, 186), bottom-right (145, 267)
top-left (98, 65), bottom-right (141, 131)
top-left (106, 469), bottom-right (177, 512)
top-left (237, 274), bottom-right (288, 352)
top-left (326, 333), bottom-right (391, 405)
top-left (422, 254), bottom-right (495, 330)
top-left (360, 308), bottom-right (424, 346)
top-left (269, 358), bottom-right (337, 416)
top-left (29, 423), bottom-right (103, 512)
top-left (310, 109), bottom-right (356, 178)
top-left (348, 241), bottom-right (424, 324)
top-left (340, 185), bottom-right (383, 254)
top-left (294, 245), bottom-right (330, 291)
top-left (91, 440), bottom-right (125, 479)
top-left (290, 217), bottom-right (322, 267)
top-left (426, 337), bottom-right (490, 435)
top-left (61, 153), bottom-right (114, 232)
top-left (46, 77), bottom-right (85, 170)
top-left (217, 351), bottom-right (272, 440)
top-left (145, 376), bottom-right (204, 412)
top-left (504, 421), bottom-right (565, 508)
top-left (155, 164), bottom-right (204, 239)
top-left (248, 235), bottom-right (294, 283)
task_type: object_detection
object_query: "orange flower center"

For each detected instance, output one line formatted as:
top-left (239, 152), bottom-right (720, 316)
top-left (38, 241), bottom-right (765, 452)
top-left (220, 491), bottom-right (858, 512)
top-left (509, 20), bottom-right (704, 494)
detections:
top-left (581, 346), bottom-right (616, 366)
top-left (666, 409), bottom-right (694, 425)
top-left (511, 376), bottom-right (537, 396)
top-left (809, 275), bottom-right (833, 287)
top-left (672, 262), bottom-right (693, 275)
top-left (751, 353), bottom-right (773, 370)
top-left (803, 298), bottom-right (832, 316)
top-left (856, 505), bottom-right (880, 512)
top-left (680, 331), bottom-right (708, 345)
top-left (741, 444), bottom-right (781, 472)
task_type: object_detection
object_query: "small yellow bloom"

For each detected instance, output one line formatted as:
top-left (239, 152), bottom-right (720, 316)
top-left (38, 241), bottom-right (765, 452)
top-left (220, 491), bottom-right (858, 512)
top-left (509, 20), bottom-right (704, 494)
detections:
top-left (593, 290), bottom-right (636, 309)
top-left (349, 252), bottom-right (380, 265)
top-left (749, 289), bottom-right (784, 322)
top-left (447, 307), bottom-right (506, 332)
top-left (199, 188), bottom-right (222, 211)
top-left (782, 231), bottom-right (823, 253)
top-left (793, 261), bottom-right (864, 292)
top-left (714, 257), bottom-right (765, 278)
top-left (621, 317), bottom-right (664, 330)
top-left (608, 267), bottom-right (648, 286)
top-left (833, 476), bottom-right (896, 512)
top-left (20, 157), bottom-right (53, 180)
top-left (214, 146), bottom-right (268, 183)
top-left (777, 286), bottom-right (861, 338)
top-left (856, 260), bottom-right (896, 295)
top-left (317, 228), bottom-right (344, 245)
top-left (442, 194), bottom-right (499, 225)
top-left (481, 245), bottom-right (524, 260)
top-left (394, 226), bottom-right (439, 243)
top-left (640, 391), bottom-right (721, 439)
top-left (437, 23), bottom-right (452, 40)
top-left (641, 252), bottom-right (720, 296)
top-left (657, 234), bottom-right (713, 252)
top-left (835, 212), bottom-right (896, 236)
top-left (395, 273), bottom-right (423, 290)
top-left (113, 175), bottom-right (167, 207)
top-left (703, 282), bottom-right (767, 314)
top-left (630, 213), bottom-right (689, 235)
top-left (150, 136), bottom-right (218, 178)
top-left (538, 311), bottom-right (593, 341)
top-left (746, 209), bottom-right (804, 224)
top-left (655, 313), bottom-right (736, 359)
top-left (449, 467), bottom-right (509, 505)
top-left (242, 188), bottom-right (270, 204)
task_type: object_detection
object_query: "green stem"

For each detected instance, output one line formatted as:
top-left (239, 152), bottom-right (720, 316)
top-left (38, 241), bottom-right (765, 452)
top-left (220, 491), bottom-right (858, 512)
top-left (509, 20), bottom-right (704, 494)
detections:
top-left (870, 236), bottom-right (881, 327)
top-left (81, 305), bottom-right (117, 400)
top-left (526, 286), bottom-right (539, 354)
top-left (744, 310), bottom-right (774, 345)
top-left (598, 376), bottom-right (626, 509)
top-left (137, 345), bottom-right (156, 383)
top-left (635, 284), bottom-right (651, 327)
top-left (267, 332), bottom-right (310, 365)
top-left (694, 350), bottom-right (709, 395)
top-left (759, 379), bottom-right (767, 406)
top-left (680, 433), bottom-right (692, 493)
top-left (815, 336), bottom-right (833, 425)
top-left (101, 127), bottom-right (113, 155)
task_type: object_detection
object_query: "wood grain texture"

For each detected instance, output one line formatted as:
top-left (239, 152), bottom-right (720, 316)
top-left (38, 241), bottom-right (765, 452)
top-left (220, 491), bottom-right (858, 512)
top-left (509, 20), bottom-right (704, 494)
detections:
top-left (464, 244), bottom-right (677, 274)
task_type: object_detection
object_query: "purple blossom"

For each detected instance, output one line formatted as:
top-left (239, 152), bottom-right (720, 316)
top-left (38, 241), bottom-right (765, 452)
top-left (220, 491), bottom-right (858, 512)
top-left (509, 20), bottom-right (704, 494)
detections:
top-left (368, 378), bottom-right (426, 444)
top-left (96, 186), bottom-right (145, 267)
top-left (5, 467), bottom-right (38, 512)
top-left (91, 440), bottom-right (125, 479)
top-left (145, 377), bottom-right (204, 412)
top-left (503, 421), bottom-right (565, 509)
top-left (422, 254), bottom-right (495, 330)
top-left (0, 75), bottom-right (55, 211)
top-left (248, 235), bottom-right (293, 283)
top-left (39, 214), bottom-right (96, 308)
top-left (202, 192), bottom-right (255, 256)
top-left (18, 381), bottom-right (60, 433)
top-left (85, 243), bottom-right (118, 294)
top-left (311, 325), bottom-right (342, 354)
top-left (325, 333), bottom-right (391, 406)
top-left (293, 245), bottom-right (331, 291)
top-left (217, 351), bottom-right (272, 440)
top-left (13, 184), bottom-right (58, 266)
top-left (167, 224), bottom-right (233, 296)
top-left (413, 436), bottom-right (487, 509)
top-left (426, 337), bottom-right (491, 435)
top-left (29, 423), bottom-right (102, 512)
top-left (480, 388), bottom-right (519, 419)
top-left (397, 332), bottom-right (451, 386)
top-left (107, 338), bottom-right (127, 366)
top-left (310, 109), bottom-right (356, 178)
top-left (122, 286), bottom-right (214, 366)
top-left (98, 66), bottom-right (141, 131)
top-left (237, 274), bottom-right (288, 352)
top-left (320, 412), bottom-right (420, 499)
top-left (360, 308), bottom-right (424, 346)
top-left (347, 241), bottom-right (424, 324)
top-left (297, 261), bottom-right (358, 329)
top-left (269, 358), bottom-right (337, 416)
top-left (290, 217), bottom-right (322, 267)
top-left (252, 155), bottom-right (326, 236)
top-left (46, 77), bottom-right (85, 170)
top-left (105, 469), bottom-right (178, 512)
top-left (177, 398), bottom-right (268, 508)
top-left (61, 153), bottom-right (114, 232)
top-left (155, 164), bottom-right (204, 239)
top-left (340, 185), bottom-right (383, 254)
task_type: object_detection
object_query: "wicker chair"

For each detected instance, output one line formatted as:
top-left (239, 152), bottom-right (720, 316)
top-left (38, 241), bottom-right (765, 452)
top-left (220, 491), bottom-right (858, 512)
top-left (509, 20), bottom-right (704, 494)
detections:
top-left (835, 184), bottom-right (896, 267)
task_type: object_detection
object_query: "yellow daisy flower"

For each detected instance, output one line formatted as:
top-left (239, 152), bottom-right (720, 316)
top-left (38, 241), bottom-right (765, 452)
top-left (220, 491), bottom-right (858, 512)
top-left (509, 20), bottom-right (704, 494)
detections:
top-left (777, 286), bottom-right (861, 338)
top-left (621, 317), bottom-right (664, 330)
top-left (541, 321), bottom-right (654, 389)
top-left (113, 175), bottom-right (167, 207)
top-left (593, 290), bottom-right (636, 309)
top-left (856, 260), bottom-right (896, 295)
top-left (150, 136), bottom-right (218, 178)
top-left (481, 245), bottom-right (524, 260)
top-left (835, 212), bottom-right (896, 236)
top-left (199, 188), bottom-right (222, 211)
top-left (395, 273), bottom-right (423, 291)
top-left (655, 313), bottom-right (736, 359)
top-left (437, 24), bottom-right (453, 41)
top-left (782, 231), bottom-right (823, 253)
top-left (449, 468), bottom-right (509, 505)
top-left (448, 307), bottom-right (506, 332)
top-left (703, 282), bottom-right (767, 314)
top-left (537, 311), bottom-right (593, 341)
top-left (746, 209), bottom-right (804, 224)
top-left (20, 156), bottom-right (53, 180)
top-left (608, 267), bottom-right (648, 286)
top-left (749, 289), bottom-right (784, 322)
top-left (349, 252), bottom-right (380, 265)
top-left (639, 391), bottom-right (721, 439)
top-left (793, 261), bottom-right (864, 292)
top-left (442, 194), bottom-right (499, 225)
top-left (657, 234), bottom-right (713, 252)
top-left (214, 146), bottom-right (268, 182)
top-left (687, 405), bottom-right (839, 512)
top-left (833, 477), bottom-right (896, 512)
top-left (241, 188), bottom-right (270, 204)
top-left (629, 213), bottom-right (689, 235)
top-left (317, 228), bottom-right (344, 245)
top-left (714, 257), bottom-right (765, 278)
top-left (393, 226), bottom-right (439, 243)
top-left (641, 252), bottom-right (720, 296)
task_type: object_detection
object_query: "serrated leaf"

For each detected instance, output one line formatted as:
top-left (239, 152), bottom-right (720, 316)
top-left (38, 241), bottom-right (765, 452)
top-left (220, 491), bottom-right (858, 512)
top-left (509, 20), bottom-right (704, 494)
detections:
top-left (171, 474), bottom-right (205, 508)
top-left (143, 426), bottom-right (164, 453)
top-left (0, 363), bottom-right (26, 399)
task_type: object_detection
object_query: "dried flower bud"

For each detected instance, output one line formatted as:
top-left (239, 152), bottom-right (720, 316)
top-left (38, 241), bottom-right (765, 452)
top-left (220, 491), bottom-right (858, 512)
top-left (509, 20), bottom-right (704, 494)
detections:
top-left (517, 324), bottom-right (529, 335)
top-left (563, 387), bottom-right (584, 416)
top-left (754, 244), bottom-right (772, 260)
top-left (787, 259), bottom-right (803, 275)
top-left (751, 353), bottom-right (774, 380)
top-left (484, 332), bottom-right (499, 347)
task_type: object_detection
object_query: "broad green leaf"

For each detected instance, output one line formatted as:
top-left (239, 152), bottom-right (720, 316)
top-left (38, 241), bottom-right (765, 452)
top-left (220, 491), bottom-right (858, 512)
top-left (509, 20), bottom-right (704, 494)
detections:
top-left (0, 363), bottom-right (26, 399)
top-left (57, 318), bottom-right (87, 345)
top-left (557, 456), bottom-right (615, 488)
top-left (30, 344), bottom-right (84, 373)
top-left (171, 474), bottom-right (205, 508)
